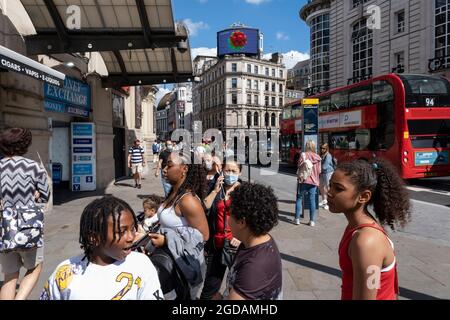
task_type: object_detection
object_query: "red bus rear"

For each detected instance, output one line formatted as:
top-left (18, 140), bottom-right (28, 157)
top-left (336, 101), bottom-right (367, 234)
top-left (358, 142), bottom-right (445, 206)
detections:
top-left (281, 74), bottom-right (450, 179)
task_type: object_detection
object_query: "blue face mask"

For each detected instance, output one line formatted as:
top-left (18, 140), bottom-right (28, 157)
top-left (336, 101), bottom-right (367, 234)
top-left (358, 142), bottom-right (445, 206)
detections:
top-left (224, 174), bottom-right (239, 186)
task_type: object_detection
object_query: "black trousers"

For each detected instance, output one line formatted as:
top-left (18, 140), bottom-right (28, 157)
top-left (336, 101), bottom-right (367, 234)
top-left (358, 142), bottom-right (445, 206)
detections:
top-left (200, 248), bottom-right (227, 300)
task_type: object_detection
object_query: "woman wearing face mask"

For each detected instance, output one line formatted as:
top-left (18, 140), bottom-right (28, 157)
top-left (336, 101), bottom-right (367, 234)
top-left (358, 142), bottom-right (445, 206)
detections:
top-left (200, 160), bottom-right (242, 300)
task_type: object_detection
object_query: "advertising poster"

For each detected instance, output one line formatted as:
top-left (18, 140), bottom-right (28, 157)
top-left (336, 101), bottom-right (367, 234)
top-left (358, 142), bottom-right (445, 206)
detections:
top-left (218, 28), bottom-right (259, 56)
top-left (71, 123), bottom-right (96, 192)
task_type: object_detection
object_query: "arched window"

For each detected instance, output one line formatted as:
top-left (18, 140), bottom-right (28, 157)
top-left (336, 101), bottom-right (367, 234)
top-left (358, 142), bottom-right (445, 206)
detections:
top-left (254, 112), bottom-right (259, 126)
top-left (271, 113), bottom-right (276, 127)
top-left (247, 111), bottom-right (252, 127)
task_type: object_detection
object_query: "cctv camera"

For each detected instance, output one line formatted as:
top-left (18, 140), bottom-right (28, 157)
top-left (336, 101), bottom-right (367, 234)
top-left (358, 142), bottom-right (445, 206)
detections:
top-left (177, 41), bottom-right (188, 53)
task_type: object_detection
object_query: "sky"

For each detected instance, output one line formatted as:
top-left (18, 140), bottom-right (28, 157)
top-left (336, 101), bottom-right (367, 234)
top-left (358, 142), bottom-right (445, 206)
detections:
top-left (155, 0), bottom-right (311, 102)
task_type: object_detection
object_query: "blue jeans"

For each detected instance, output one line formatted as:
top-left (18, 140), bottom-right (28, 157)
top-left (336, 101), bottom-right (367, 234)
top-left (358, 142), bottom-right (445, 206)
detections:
top-left (295, 183), bottom-right (318, 222)
top-left (161, 170), bottom-right (172, 197)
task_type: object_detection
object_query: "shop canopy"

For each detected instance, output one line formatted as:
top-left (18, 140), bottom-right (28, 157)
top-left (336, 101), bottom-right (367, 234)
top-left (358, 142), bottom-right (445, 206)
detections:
top-left (20, 0), bottom-right (193, 87)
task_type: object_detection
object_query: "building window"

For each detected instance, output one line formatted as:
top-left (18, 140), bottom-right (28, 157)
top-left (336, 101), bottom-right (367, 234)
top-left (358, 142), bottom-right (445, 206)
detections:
top-left (394, 51), bottom-right (405, 70)
top-left (232, 93), bottom-right (237, 104)
top-left (279, 84), bottom-right (283, 93)
top-left (232, 78), bottom-right (238, 89)
top-left (247, 94), bottom-right (252, 104)
top-left (232, 63), bottom-right (237, 72)
top-left (265, 96), bottom-right (269, 107)
top-left (247, 64), bottom-right (252, 73)
top-left (265, 113), bottom-right (269, 127)
top-left (279, 70), bottom-right (283, 78)
top-left (272, 83), bottom-right (276, 92)
top-left (254, 112), bottom-right (259, 126)
top-left (272, 69), bottom-right (276, 77)
top-left (247, 112), bottom-right (252, 126)
top-left (265, 82), bottom-right (269, 91)
top-left (352, 0), bottom-right (369, 9)
top-left (254, 95), bottom-right (259, 105)
top-left (271, 113), bottom-right (276, 127)
top-left (396, 10), bottom-right (405, 33)
top-left (279, 97), bottom-right (283, 107)
top-left (352, 18), bottom-right (373, 81)
top-left (247, 79), bottom-right (252, 89)
top-left (254, 80), bottom-right (259, 90)
top-left (255, 65), bottom-right (259, 74)
top-left (435, 0), bottom-right (450, 67)
top-left (265, 67), bottom-right (270, 76)
top-left (271, 97), bottom-right (276, 106)
top-left (310, 13), bottom-right (330, 89)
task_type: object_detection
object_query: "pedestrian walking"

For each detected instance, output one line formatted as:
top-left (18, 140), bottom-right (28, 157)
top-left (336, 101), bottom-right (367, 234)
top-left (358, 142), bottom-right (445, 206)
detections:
top-left (149, 151), bottom-right (209, 299)
top-left (200, 160), bottom-right (242, 300)
top-left (319, 143), bottom-right (335, 211)
top-left (294, 140), bottom-right (322, 227)
top-left (0, 128), bottom-right (50, 300)
top-left (155, 140), bottom-right (173, 197)
top-left (40, 196), bottom-right (163, 300)
top-left (221, 182), bottom-right (282, 300)
top-left (328, 159), bottom-right (411, 300)
top-left (152, 141), bottom-right (161, 163)
top-left (128, 139), bottom-right (146, 189)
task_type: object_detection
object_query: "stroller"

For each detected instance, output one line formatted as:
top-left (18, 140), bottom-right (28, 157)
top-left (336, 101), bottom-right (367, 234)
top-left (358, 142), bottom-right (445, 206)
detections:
top-left (132, 215), bottom-right (191, 300)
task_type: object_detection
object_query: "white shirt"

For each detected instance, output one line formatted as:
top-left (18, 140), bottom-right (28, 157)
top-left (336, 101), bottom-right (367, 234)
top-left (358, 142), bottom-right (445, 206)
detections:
top-left (40, 252), bottom-right (163, 300)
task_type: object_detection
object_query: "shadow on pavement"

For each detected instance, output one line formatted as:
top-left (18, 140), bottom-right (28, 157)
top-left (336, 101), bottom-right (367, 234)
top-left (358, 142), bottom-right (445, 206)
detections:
top-left (280, 252), bottom-right (442, 300)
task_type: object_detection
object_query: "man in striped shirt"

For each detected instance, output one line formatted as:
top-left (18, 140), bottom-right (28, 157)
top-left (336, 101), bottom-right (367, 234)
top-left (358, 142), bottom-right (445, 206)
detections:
top-left (128, 139), bottom-right (146, 189)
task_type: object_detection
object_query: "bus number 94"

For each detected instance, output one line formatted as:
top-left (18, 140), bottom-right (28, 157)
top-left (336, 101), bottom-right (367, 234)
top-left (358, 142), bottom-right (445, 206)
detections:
top-left (425, 98), bottom-right (435, 107)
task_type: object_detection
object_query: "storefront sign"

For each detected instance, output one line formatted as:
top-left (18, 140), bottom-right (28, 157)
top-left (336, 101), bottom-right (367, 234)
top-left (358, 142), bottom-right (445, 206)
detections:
top-left (71, 123), bottom-right (96, 192)
top-left (0, 45), bottom-right (65, 87)
top-left (45, 77), bottom-right (91, 117)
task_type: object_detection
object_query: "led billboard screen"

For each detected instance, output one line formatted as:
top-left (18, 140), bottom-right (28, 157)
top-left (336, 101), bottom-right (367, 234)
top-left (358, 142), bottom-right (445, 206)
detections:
top-left (217, 28), bottom-right (259, 57)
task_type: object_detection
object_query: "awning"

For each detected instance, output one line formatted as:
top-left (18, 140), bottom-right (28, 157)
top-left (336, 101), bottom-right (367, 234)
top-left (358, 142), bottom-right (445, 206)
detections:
top-left (19, 0), bottom-right (193, 87)
top-left (0, 44), bottom-right (65, 87)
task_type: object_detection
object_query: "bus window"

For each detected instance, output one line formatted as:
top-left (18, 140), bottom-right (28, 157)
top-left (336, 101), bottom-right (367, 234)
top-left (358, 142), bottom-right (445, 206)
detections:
top-left (354, 129), bottom-right (371, 150)
top-left (330, 91), bottom-right (349, 110)
top-left (319, 96), bottom-right (331, 113)
top-left (408, 119), bottom-right (450, 148)
top-left (283, 107), bottom-right (292, 120)
top-left (372, 81), bottom-right (394, 103)
top-left (331, 133), bottom-right (350, 150)
top-left (401, 75), bottom-right (449, 95)
top-left (349, 86), bottom-right (371, 107)
top-left (371, 101), bottom-right (395, 150)
top-left (292, 107), bottom-right (302, 119)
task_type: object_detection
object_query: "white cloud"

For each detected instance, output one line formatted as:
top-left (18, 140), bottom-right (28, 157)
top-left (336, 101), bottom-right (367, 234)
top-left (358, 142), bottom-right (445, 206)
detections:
top-left (191, 47), bottom-right (218, 60)
top-left (264, 50), bottom-right (310, 69)
top-left (245, 0), bottom-right (270, 4)
top-left (183, 19), bottom-right (209, 37)
top-left (276, 32), bottom-right (289, 41)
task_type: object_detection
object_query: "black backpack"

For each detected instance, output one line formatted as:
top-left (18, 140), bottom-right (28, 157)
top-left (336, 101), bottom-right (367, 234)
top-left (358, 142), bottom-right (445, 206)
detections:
top-left (149, 247), bottom-right (191, 300)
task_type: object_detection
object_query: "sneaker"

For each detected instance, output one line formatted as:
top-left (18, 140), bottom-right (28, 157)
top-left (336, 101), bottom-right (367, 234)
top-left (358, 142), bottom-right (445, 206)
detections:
top-left (323, 205), bottom-right (329, 210)
top-left (294, 219), bottom-right (300, 225)
top-left (309, 221), bottom-right (316, 227)
top-left (138, 184), bottom-right (142, 189)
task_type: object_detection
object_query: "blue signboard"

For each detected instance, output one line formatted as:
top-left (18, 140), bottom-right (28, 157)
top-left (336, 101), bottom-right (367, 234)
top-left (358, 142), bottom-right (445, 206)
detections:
top-left (414, 151), bottom-right (449, 166)
top-left (72, 123), bottom-right (96, 192)
top-left (45, 77), bottom-right (91, 117)
top-left (218, 28), bottom-right (259, 57)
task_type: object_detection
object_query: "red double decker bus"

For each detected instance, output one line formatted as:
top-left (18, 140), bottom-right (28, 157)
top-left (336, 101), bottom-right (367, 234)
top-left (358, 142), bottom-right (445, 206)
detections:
top-left (280, 74), bottom-right (450, 179)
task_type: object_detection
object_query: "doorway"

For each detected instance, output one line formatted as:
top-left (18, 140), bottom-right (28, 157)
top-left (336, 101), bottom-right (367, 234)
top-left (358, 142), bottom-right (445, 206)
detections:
top-left (113, 127), bottom-right (126, 179)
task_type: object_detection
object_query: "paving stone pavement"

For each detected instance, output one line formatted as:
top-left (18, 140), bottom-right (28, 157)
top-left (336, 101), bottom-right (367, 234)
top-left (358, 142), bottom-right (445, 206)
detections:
top-left (1, 163), bottom-right (448, 300)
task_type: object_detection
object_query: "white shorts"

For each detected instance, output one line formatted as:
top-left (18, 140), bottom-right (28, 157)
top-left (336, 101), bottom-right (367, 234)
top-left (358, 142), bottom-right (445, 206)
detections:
top-left (320, 172), bottom-right (333, 188)
top-left (131, 163), bottom-right (143, 174)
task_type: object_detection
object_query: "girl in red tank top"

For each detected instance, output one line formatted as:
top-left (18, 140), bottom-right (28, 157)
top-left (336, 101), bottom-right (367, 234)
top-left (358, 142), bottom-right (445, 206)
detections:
top-left (327, 159), bottom-right (411, 300)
